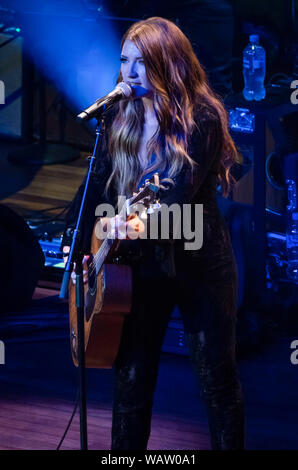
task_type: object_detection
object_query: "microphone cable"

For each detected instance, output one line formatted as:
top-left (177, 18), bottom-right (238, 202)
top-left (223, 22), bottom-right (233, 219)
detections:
top-left (56, 389), bottom-right (79, 450)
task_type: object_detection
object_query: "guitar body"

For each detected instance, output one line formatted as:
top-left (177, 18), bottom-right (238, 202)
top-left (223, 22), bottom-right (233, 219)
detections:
top-left (67, 173), bottom-right (160, 369)
top-left (68, 225), bottom-right (132, 369)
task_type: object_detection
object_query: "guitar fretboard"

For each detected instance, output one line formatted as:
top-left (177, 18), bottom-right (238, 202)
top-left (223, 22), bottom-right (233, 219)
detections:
top-left (94, 237), bottom-right (115, 275)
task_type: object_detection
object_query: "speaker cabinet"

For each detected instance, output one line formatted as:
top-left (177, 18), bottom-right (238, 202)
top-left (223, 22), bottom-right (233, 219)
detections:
top-left (0, 33), bottom-right (23, 138)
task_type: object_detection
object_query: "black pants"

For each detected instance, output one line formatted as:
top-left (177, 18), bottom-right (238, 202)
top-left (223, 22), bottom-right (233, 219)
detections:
top-left (111, 247), bottom-right (245, 450)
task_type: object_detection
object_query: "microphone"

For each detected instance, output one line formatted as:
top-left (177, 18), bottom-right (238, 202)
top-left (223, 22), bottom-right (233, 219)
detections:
top-left (76, 82), bottom-right (132, 122)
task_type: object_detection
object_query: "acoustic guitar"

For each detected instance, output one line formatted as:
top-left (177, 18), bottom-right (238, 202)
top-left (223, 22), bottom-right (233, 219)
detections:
top-left (68, 174), bottom-right (161, 369)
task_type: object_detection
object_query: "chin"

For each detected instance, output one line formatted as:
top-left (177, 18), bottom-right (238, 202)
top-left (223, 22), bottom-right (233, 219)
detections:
top-left (129, 85), bottom-right (150, 98)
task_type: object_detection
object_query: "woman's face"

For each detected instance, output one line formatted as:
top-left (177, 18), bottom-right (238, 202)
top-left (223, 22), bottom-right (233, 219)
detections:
top-left (120, 39), bottom-right (154, 98)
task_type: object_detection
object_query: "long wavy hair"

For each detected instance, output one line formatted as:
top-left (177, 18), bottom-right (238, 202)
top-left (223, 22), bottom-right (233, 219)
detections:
top-left (106, 16), bottom-right (238, 198)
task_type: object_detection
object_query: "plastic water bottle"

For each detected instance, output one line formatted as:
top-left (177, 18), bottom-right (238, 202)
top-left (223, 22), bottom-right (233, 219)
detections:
top-left (243, 34), bottom-right (266, 101)
top-left (286, 210), bottom-right (298, 283)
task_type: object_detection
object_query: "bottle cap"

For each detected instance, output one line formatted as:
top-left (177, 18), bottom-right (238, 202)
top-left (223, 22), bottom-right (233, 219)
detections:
top-left (292, 211), bottom-right (298, 221)
top-left (249, 34), bottom-right (259, 43)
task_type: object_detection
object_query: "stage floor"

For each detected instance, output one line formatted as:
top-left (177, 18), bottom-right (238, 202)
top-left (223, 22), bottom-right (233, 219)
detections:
top-left (0, 288), bottom-right (297, 450)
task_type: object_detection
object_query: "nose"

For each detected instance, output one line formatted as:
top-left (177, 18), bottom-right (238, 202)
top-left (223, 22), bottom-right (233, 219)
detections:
top-left (128, 61), bottom-right (138, 78)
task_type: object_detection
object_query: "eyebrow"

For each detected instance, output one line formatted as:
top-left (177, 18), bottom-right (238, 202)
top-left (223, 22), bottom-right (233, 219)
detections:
top-left (120, 54), bottom-right (143, 59)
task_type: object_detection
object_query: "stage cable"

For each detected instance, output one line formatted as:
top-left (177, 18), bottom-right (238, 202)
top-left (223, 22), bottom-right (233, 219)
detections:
top-left (56, 389), bottom-right (79, 450)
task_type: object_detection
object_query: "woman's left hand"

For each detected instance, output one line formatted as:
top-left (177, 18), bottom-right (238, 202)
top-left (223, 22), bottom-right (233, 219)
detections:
top-left (98, 214), bottom-right (145, 240)
top-left (125, 213), bottom-right (145, 239)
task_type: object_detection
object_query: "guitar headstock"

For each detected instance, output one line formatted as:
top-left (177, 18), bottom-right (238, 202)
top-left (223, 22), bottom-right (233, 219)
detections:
top-left (127, 173), bottom-right (161, 217)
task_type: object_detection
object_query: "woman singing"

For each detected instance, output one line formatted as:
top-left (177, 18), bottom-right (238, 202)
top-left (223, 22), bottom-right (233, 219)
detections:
top-left (62, 16), bottom-right (245, 450)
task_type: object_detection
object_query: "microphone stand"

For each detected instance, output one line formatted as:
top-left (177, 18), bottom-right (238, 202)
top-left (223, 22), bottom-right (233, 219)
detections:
top-left (59, 115), bottom-right (106, 450)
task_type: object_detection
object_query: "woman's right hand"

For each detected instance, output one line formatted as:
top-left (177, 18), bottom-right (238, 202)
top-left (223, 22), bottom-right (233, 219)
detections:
top-left (62, 245), bottom-right (89, 285)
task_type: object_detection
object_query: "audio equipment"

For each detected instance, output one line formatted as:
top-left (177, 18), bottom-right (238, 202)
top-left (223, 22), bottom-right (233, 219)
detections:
top-left (0, 204), bottom-right (44, 313)
top-left (0, 33), bottom-right (22, 138)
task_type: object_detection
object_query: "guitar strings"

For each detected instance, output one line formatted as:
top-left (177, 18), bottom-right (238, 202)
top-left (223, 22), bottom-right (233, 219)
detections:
top-left (87, 237), bottom-right (111, 279)
top-left (85, 196), bottom-right (130, 279)
top-left (84, 186), bottom-right (154, 280)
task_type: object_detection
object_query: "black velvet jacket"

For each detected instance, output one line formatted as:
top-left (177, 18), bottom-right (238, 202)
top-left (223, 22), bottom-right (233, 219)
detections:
top-left (61, 103), bottom-right (235, 279)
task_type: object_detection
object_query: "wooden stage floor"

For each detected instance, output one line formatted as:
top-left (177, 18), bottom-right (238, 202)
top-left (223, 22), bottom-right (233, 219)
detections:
top-left (0, 289), bottom-right (298, 450)
top-left (0, 393), bottom-right (209, 450)
top-left (0, 139), bottom-right (87, 217)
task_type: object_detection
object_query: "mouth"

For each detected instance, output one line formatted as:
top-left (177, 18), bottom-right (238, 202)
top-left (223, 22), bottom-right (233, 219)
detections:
top-left (129, 82), bottom-right (141, 86)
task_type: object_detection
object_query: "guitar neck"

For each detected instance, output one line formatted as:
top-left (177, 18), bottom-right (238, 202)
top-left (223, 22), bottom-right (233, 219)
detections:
top-left (94, 237), bottom-right (117, 275)
top-left (93, 175), bottom-right (160, 273)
